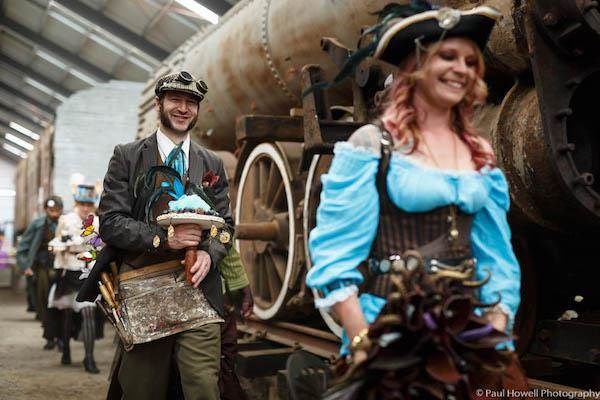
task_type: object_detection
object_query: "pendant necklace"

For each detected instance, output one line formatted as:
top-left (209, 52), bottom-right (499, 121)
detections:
top-left (422, 132), bottom-right (460, 243)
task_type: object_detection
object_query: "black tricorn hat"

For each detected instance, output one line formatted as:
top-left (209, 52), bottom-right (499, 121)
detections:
top-left (374, 6), bottom-right (502, 66)
top-left (302, 2), bottom-right (501, 97)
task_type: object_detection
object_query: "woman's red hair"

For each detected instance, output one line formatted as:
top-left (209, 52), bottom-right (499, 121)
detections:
top-left (379, 40), bottom-right (495, 170)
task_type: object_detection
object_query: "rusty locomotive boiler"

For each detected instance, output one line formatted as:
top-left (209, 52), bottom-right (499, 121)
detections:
top-left (137, 0), bottom-right (600, 374)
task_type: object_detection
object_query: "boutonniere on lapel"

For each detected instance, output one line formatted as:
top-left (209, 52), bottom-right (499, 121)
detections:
top-left (202, 170), bottom-right (220, 189)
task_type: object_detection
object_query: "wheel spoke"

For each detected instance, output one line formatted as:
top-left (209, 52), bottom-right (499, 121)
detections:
top-left (265, 257), bottom-right (280, 302)
top-left (265, 161), bottom-right (276, 202)
top-left (256, 253), bottom-right (268, 303)
top-left (249, 163), bottom-right (259, 203)
top-left (268, 247), bottom-right (286, 282)
top-left (269, 181), bottom-right (285, 209)
top-left (259, 159), bottom-right (268, 203)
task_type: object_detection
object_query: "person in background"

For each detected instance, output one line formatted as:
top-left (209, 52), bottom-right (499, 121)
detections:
top-left (219, 246), bottom-right (253, 400)
top-left (48, 184), bottom-right (101, 373)
top-left (17, 196), bottom-right (63, 350)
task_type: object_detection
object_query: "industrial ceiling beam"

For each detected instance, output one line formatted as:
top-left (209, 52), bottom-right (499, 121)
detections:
top-left (0, 55), bottom-right (73, 98)
top-left (53, 0), bottom-right (169, 61)
top-left (0, 81), bottom-right (55, 116)
top-left (0, 131), bottom-right (32, 152)
top-left (0, 102), bottom-right (50, 130)
top-left (0, 136), bottom-right (28, 157)
top-left (194, 0), bottom-right (232, 15)
top-left (0, 145), bottom-right (22, 162)
top-left (0, 120), bottom-right (37, 145)
top-left (0, 15), bottom-right (112, 81)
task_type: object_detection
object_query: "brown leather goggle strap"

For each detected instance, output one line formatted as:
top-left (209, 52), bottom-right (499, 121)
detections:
top-left (118, 259), bottom-right (182, 282)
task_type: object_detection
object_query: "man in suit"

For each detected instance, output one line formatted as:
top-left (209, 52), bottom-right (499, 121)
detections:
top-left (98, 70), bottom-right (232, 400)
top-left (17, 196), bottom-right (63, 349)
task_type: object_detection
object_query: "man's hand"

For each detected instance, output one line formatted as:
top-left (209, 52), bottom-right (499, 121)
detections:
top-left (167, 224), bottom-right (203, 250)
top-left (187, 250), bottom-right (212, 288)
top-left (240, 285), bottom-right (253, 319)
top-left (23, 267), bottom-right (34, 277)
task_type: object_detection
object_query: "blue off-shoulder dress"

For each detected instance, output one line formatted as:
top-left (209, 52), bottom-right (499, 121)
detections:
top-left (306, 128), bottom-right (521, 355)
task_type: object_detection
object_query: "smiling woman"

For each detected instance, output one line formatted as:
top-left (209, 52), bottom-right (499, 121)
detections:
top-left (305, 3), bottom-right (529, 399)
top-left (379, 36), bottom-right (492, 171)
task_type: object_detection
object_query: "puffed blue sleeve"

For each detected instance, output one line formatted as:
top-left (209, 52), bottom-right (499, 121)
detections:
top-left (306, 142), bottom-right (380, 309)
top-left (471, 169), bottom-right (521, 332)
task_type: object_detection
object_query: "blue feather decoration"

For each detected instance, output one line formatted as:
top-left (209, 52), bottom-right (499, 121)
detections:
top-left (170, 178), bottom-right (185, 199)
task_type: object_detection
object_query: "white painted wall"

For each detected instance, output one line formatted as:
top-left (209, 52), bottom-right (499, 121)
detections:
top-left (0, 157), bottom-right (16, 246)
top-left (53, 80), bottom-right (144, 212)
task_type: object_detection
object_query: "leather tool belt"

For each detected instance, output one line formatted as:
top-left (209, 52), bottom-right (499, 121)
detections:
top-left (365, 249), bottom-right (475, 299)
top-left (96, 260), bottom-right (223, 351)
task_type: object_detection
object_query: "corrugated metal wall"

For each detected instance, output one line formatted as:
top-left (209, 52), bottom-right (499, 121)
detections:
top-left (25, 147), bottom-right (40, 221)
top-left (14, 161), bottom-right (27, 234)
top-left (39, 126), bottom-right (54, 204)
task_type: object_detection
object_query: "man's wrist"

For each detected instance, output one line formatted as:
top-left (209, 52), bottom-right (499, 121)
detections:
top-left (148, 227), bottom-right (168, 252)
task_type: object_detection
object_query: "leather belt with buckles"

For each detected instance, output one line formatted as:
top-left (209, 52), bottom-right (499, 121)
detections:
top-left (367, 252), bottom-right (475, 275)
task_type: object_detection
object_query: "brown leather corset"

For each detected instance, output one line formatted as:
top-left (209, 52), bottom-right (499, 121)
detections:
top-left (364, 128), bottom-right (474, 297)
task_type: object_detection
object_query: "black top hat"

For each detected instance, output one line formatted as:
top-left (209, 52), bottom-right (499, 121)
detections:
top-left (374, 6), bottom-right (501, 66)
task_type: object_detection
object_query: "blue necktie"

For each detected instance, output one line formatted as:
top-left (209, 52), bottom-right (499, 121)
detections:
top-left (166, 146), bottom-right (186, 177)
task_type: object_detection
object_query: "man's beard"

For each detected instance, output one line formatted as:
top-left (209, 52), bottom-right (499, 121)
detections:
top-left (159, 104), bottom-right (198, 134)
top-left (47, 214), bottom-right (60, 222)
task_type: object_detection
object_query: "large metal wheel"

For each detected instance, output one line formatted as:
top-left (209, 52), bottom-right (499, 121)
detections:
top-left (303, 154), bottom-right (343, 337)
top-left (235, 142), bottom-right (298, 320)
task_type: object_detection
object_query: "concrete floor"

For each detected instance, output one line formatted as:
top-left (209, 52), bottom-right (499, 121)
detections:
top-left (0, 289), bottom-right (115, 400)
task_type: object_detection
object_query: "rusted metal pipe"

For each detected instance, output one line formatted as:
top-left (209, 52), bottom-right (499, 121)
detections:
top-left (236, 221), bottom-right (279, 241)
top-left (268, 320), bottom-right (340, 342)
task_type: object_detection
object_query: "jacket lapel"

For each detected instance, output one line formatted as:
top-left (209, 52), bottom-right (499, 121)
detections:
top-left (188, 141), bottom-right (205, 186)
top-left (141, 132), bottom-right (159, 173)
top-left (132, 133), bottom-right (158, 220)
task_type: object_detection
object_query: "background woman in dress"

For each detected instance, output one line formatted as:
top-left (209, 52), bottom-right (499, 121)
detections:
top-left (49, 184), bottom-right (101, 373)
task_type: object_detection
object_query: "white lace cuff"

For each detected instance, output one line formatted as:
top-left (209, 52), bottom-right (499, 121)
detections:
top-left (314, 285), bottom-right (359, 310)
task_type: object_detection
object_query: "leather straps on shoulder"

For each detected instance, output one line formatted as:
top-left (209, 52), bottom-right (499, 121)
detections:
top-left (376, 122), bottom-right (392, 197)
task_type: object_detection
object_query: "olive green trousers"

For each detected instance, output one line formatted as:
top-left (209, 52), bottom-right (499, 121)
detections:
top-left (118, 323), bottom-right (221, 400)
